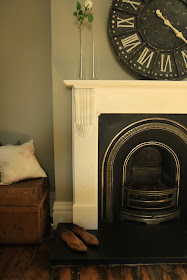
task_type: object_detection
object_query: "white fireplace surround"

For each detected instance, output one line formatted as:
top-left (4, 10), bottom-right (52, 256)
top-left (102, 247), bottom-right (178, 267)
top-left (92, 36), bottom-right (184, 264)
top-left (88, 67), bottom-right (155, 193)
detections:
top-left (53, 80), bottom-right (187, 230)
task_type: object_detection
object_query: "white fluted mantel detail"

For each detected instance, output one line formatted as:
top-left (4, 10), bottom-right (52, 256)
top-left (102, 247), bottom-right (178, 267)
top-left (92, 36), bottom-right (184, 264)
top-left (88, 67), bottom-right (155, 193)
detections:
top-left (73, 88), bottom-right (96, 137)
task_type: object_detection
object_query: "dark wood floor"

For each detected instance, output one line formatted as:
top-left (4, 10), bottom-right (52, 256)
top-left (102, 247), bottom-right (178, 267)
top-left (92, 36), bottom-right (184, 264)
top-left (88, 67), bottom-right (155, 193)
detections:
top-left (0, 235), bottom-right (187, 280)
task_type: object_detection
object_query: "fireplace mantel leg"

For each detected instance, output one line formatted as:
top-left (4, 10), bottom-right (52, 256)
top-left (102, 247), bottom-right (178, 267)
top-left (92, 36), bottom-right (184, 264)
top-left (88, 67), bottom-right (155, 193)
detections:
top-left (72, 87), bottom-right (98, 230)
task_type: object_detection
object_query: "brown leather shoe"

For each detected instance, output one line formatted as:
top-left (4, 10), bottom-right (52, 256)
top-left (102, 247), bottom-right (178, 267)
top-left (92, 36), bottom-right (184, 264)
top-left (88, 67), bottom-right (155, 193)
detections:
top-left (60, 229), bottom-right (87, 252)
top-left (72, 224), bottom-right (99, 246)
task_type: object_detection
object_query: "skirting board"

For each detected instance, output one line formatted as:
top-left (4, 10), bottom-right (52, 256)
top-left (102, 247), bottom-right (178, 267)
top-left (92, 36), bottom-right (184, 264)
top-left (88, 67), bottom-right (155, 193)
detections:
top-left (53, 201), bottom-right (73, 229)
top-left (52, 201), bottom-right (98, 230)
top-left (73, 203), bottom-right (98, 230)
top-left (49, 192), bottom-right (55, 217)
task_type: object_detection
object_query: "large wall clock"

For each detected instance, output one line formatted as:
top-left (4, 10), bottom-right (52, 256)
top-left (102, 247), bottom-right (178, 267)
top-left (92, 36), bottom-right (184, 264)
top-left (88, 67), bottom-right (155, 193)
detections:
top-left (108, 0), bottom-right (187, 80)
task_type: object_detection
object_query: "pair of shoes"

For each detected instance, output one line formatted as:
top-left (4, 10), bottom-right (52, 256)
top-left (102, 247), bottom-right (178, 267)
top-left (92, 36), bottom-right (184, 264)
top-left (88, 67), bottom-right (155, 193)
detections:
top-left (61, 229), bottom-right (87, 252)
top-left (60, 224), bottom-right (99, 252)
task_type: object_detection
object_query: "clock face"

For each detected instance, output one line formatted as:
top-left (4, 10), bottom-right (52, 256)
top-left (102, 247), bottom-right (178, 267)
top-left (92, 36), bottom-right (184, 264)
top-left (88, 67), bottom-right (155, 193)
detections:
top-left (108, 0), bottom-right (187, 80)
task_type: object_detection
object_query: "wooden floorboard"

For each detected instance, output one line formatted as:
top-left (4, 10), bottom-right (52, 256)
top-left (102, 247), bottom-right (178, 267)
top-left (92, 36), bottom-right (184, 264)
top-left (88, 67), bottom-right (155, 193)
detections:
top-left (53, 267), bottom-right (72, 280)
top-left (144, 265), bottom-right (163, 280)
top-left (158, 265), bottom-right (187, 280)
top-left (0, 236), bottom-right (187, 280)
top-left (106, 266), bottom-right (122, 280)
top-left (80, 266), bottom-right (106, 280)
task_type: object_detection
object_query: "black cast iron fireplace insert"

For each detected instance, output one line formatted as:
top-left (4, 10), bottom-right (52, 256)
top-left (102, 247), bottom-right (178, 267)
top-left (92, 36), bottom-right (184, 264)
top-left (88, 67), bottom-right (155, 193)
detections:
top-left (100, 115), bottom-right (187, 225)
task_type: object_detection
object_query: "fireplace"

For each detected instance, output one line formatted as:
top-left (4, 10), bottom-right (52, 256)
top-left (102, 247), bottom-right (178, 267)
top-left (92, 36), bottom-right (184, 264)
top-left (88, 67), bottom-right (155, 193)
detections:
top-left (50, 80), bottom-right (187, 266)
top-left (62, 80), bottom-right (187, 230)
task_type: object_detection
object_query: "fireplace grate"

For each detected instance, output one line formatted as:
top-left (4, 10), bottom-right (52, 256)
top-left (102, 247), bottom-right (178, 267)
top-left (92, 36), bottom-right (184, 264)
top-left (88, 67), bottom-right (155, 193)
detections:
top-left (120, 145), bottom-right (180, 224)
top-left (125, 187), bottom-right (177, 210)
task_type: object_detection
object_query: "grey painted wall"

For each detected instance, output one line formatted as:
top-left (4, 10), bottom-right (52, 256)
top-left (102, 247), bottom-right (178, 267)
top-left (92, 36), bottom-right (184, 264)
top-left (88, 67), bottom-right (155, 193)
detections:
top-left (0, 0), bottom-right (55, 190)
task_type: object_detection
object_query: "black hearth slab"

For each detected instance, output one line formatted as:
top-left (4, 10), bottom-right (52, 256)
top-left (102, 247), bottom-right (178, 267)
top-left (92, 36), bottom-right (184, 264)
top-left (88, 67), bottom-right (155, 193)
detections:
top-left (49, 220), bottom-right (187, 266)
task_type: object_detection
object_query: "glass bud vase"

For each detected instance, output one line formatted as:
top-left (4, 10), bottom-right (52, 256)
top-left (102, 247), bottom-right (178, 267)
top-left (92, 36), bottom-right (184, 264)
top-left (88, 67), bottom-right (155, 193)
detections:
top-left (91, 24), bottom-right (97, 80)
top-left (78, 24), bottom-right (97, 80)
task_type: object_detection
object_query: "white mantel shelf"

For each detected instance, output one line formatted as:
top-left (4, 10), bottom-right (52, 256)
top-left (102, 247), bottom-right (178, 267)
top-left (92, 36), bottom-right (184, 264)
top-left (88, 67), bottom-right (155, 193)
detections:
top-left (64, 80), bottom-right (187, 89)
top-left (65, 80), bottom-right (187, 116)
top-left (53, 80), bottom-right (187, 230)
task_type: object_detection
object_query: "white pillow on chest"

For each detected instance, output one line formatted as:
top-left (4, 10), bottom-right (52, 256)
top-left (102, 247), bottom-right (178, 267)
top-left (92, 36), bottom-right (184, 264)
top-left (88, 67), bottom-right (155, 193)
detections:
top-left (0, 140), bottom-right (46, 185)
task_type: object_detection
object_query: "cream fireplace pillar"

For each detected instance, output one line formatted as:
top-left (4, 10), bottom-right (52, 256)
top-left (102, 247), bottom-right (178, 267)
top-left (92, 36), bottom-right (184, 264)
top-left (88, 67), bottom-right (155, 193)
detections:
top-left (71, 86), bottom-right (99, 229)
top-left (53, 80), bottom-right (187, 230)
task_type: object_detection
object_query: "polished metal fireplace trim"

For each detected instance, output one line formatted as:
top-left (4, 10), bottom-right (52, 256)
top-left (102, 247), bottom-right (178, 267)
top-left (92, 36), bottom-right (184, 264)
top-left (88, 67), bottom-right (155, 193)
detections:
top-left (101, 118), bottom-right (187, 222)
top-left (119, 209), bottom-right (180, 224)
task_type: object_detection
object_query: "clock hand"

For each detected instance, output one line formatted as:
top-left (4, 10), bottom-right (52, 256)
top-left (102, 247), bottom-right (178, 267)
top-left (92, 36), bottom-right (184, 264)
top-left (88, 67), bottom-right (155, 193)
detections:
top-left (156, 9), bottom-right (187, 44)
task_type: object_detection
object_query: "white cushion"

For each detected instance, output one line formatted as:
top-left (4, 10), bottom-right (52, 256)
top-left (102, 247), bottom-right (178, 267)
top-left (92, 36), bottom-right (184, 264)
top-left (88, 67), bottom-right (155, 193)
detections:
top-left (0, 140), bottom-right (47, 185)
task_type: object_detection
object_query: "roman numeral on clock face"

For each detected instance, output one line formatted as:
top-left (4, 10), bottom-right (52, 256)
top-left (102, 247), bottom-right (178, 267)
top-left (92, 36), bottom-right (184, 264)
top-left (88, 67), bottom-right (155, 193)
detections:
top-left (174, 48), bottom-right (187, 79)
top-left (152, 52), bottom-right (178, 79)
top-left (117, 17), bottom-right (135, 28)
top-left (121, 33), bottom-right (141, 53)
top-left (161, 54), bottom-right (172, 72)
top-left (137, 47), bottom-right (154, 68)
top-left (181, 50), bottom-right (187, 68)
top-left (122, 0), bottom-right (141, 10)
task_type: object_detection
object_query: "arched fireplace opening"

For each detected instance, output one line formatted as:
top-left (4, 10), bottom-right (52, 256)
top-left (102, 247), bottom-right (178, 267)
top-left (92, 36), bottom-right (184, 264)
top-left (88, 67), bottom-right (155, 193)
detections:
top-left (121, 143), bottom-right (180, 224)
top-left (100, 117), bottom-right (187, 225)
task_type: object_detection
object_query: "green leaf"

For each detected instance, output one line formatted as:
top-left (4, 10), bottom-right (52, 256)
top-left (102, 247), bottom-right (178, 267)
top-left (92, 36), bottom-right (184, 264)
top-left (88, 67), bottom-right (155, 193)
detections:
top-left (73, 11), bottom-right (77, 16)
top-left (78, 9), bottom-right (83, 15)
top-left (87, 14), bottom-right (93, 22)
top-left (77, 1), bottom-right (81, 11)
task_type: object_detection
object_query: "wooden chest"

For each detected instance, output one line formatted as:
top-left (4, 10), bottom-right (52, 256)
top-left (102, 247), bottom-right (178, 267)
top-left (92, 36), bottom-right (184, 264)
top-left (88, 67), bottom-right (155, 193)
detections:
top-left (0, 177), bottom-right (49, 244)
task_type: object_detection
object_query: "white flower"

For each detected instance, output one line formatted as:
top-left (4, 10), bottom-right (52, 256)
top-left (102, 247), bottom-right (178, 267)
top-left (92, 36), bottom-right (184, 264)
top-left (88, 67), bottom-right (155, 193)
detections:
top-left (84, 0), bottom-right (93, 10)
